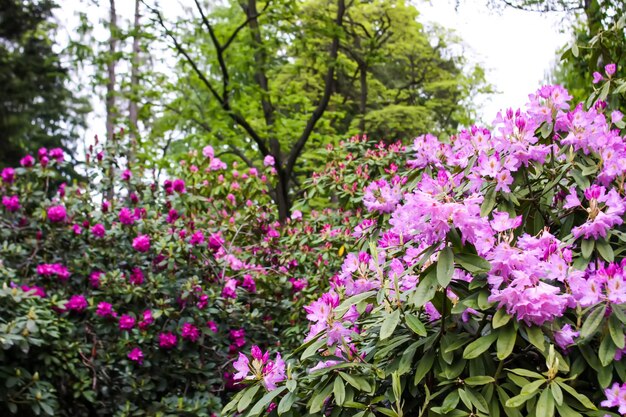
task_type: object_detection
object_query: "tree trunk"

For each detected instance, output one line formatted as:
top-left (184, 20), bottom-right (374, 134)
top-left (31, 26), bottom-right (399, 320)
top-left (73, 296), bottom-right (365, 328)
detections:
top-left (106, 0), bottom-right (117, 200)
top-left (128, 0), bottom-right (141, 161)
top-left (358, 64), bottom-right (367, 134)
top-left (106, 0), bottom-right (117, 144)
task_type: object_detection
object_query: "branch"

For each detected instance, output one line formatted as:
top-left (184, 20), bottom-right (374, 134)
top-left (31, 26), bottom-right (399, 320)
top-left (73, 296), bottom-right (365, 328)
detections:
top-left (285, 0), bottom-right (346, 178)
top-left (194, 0), bottom-right (229, 100)
top-left (222, 0), bottom-right (272, 51)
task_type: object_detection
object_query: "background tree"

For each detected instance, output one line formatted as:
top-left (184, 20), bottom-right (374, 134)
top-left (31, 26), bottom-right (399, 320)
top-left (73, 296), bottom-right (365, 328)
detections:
top-left (147, 0), bottom-right (489, 219)
top-left (0, 0), bottom-right (88, 168)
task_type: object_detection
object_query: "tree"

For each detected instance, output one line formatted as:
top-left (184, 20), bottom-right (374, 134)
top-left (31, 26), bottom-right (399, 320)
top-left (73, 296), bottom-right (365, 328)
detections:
top-left (0, 0), bottom-right (88, 168)
top-left (147, 0), bottom-right (488, 220)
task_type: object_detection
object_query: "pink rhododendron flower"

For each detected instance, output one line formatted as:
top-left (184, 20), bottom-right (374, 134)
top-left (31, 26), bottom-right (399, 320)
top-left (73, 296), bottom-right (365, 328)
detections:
top-left (207, 321), bottom-right (218, 333)
top-left (362, 178), bottom-right (402, 213)
top-left (159, 332), bottom-right (178, 349)
top-left (138, 310), bottom-right (154, 330)
top-left (127, 347), bottom-right (144, 364)
top-left (119, 315), bottom-right (136, 330)
top-left (89, 271), bottom-right (103, 288)
top-left (233, 346), bottom-right (286, 391)
top-left (2, 195), bottom-right (20, 212)
top-left (20, 155), bottom-right (35, 167)
top-left (173, 178), bottom-right (186, 193)
top-left (189, 231), bottom-right (204, 246)
top-left (601, 382), bottom-right (626, 415)
top-left (592, 71), bottom-right (603, 84)
top-left (21, 285), bottom-right (46, 298)
top-left (181, 323), bottom-right (200, 342)
top-left (129, 268), bottom-right (144, 285)
top-left (222, 278), bottom-right (238, 299)
top-left (554, 324), bottom-right (579, 349)
top-left (605, 63), bottom-right (617, 76)
top-left (37, 263), bottom-right (70, 281)
top-left (96, 302), bottom-right (115, 317)
top-left (47, 205), bottom-right (67, 222)
top-left (132, 234), bottom-right (151, 252)
top-left (91, 223), bottom-right (106, 238)
top-left (118, 207), bottom-right (135, 225)
top-left (1, 167), bottom-right (15, 183)
top-left (121, 169), bottom-right (132, 180)
top-left (66, 295), bottom-right (88, 312)
top-left (263, 155), bottom-right (275, 167)
top-left (49, 148), bottom-right (64, 162)
top-left (202, 145), bottom-right (214, 159)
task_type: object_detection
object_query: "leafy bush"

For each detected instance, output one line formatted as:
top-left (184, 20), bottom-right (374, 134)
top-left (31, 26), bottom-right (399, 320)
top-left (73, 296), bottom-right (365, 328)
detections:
top-left (229, 79), bottom-right (626, 417)
top-left (0, 136), bottom-right (388, 416)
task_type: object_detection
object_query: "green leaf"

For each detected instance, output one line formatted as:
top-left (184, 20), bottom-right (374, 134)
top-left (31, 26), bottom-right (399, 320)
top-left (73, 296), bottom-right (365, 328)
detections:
top-left (596, 238), bottom-right (614, 262)
top-left (339, 372), bottom-right (371, 392)
top-left (410, 269), bottom-right (438, 307)
top-left (464, 376), bottom-right (495, 386)
top-left (301, 336), bottom-right (326, 360)
top-left (580, 304), bottom-right (607, 339)
top-left (507, 368), bottom-right (543, 379)
top-left (599, 334), bottom-right (617, 367)
top-left (581, 239), bottom-right (594, 259)
top-left (405, 314), bottom-right (427, 337)
top-left (437, 247), bottom-right (454, 287)
top-left (609, 314), bottom-right (625, 349)
top-left (463, 332), bottom-right (498, 359)
top-left (441, 390), bottom-right (460, 413)
top-left (550, 383), bottom-right (563, 406)
top-left (248, 387), bottom-right (287, 417)
top-left (571, 42), bottom-right (579, 57)
top-left (497, 324), bottom-right (517, 360)
top-left (614, 305), bottom-right (626, 324)
top-left (310, 382), bottom-right (333, 413)
top-left (556, 381), bottom-right (597, 410)
top-left (599, 81), bottom-right (611, 102)
top-left (505, 392), bottom-right (535, 408)
top-left (481, 186), bottom-right (497, 217)
top-left (413, 349), bottom-right (436, 385)
top-left (380, 309), bottom-right (401, 340)
top-left (521, 379), bottom-right (545, 396)
top-left (278, 392), bottom-right (297, 415)
top-left (555, 401), bottom-right (584, 417)
top-left (525, 325), bottom-right (545, 351)
top-left (536, 388), bottom-right (555, 417)
top-left (455, 253), bottom-right (491, 274)
top-left (238, 384), bottom-right (260, 412)
top-left (333, 377), bottom-right (345, 406)
top-left (492, 309), bottom-right (512, 329)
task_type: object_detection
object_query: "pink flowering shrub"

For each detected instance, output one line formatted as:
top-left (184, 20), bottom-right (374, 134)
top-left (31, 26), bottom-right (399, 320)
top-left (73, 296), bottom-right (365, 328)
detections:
top-left (230, 81), bottom-right (626, 417)
top-left (0, 137), bottom-right (378, 416)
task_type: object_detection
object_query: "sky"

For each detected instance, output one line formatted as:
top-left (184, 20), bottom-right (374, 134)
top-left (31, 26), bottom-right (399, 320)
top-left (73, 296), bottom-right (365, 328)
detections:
top-left (418, 1), bottom-right (571, 123)
top-left (55, 0), bottom-right (573, 137)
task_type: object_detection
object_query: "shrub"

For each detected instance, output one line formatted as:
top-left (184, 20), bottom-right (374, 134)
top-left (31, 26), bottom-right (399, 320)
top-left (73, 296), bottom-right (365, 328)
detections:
top-left (229, 80), bottom-right (626, 417)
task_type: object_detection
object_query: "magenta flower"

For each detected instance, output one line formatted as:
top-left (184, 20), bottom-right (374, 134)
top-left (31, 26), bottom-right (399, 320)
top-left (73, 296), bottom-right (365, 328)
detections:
top-left (263, 155), bottom-right (275, 167)
top-left (127, 347), bottom-right (144, 364)
top-left (233, 346), bottom-right (286, 391)
top-left (21, 285), bottom-right (46, 298)
top-left (47, 205), bottom-right (67, 223)
top-left (66, 295), bottom-right (88, 312)
top-left (20, 155), bottom-right (35, 167)
top-left (91, 223), bottom-right (106, 238)
top-left (592, 71), bottom-right (603, 84)
top-left (119, 314), bottom-right (136, 330)
top-left (128, 268), bottom-right (144, 285)
top-left (138, 310), bottom-right (154, 330)
top-left (222, 278), bottom-right (238, 299)
top-left (2, 195), bottom-right (20, 212)
top-left (554, 324), bottom-right (579, 349)
top-left (601, 382), bottom-right (626, 415)
top-left (89, 271), bottom-right (103, 288)
top-left (118, 207), bottom-right (135, 225)
top-left (1, 167), bottom-right (15, 183)
top-left (159, 332), bottom-right (178, 349)
top-left (96, 302), bottom-right (114, 318)
top-left (362, 178), bottom-right (402, 213)
top-left (605, 63), bottom-right (617, 77)
top-left (203, 145), bottom-right (214, 159)
top-left (207, 321), bottom-right (218, 333)
top-left (37, 263), bottom-right (70, 281)
top-left (172, 178), bottom-right (186, 193)
top-left (241, 275), bottom-right (256, 293)
top-left (132, 234), bottom-right (151, 252)
top-left (121, 169), bottom-right (132, 180)
top-left (181, 323), bottom-right (200, 342)
top-left (189, 231), bottom-right (204, 246)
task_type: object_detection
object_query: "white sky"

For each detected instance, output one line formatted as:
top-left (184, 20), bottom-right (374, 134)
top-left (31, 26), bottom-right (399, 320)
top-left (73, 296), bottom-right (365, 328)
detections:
top-left (55, 0), bottom-right (573, 138)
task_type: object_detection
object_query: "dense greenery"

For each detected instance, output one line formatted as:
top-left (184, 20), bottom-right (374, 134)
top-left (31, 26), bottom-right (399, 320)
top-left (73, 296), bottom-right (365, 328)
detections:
top-left (0, 0), bottom-right (87, 168)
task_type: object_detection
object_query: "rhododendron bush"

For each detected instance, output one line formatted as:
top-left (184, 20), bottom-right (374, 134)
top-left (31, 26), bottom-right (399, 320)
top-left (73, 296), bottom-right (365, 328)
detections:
top-left (0, 137), bottom-right (394, 416)
top-left (229, 80), bottom-right (626, 417)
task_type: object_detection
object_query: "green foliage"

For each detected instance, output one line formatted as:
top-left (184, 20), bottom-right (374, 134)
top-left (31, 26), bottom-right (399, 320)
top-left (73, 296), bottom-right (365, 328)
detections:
top-left (0, 0), bottom-right (88, 168)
